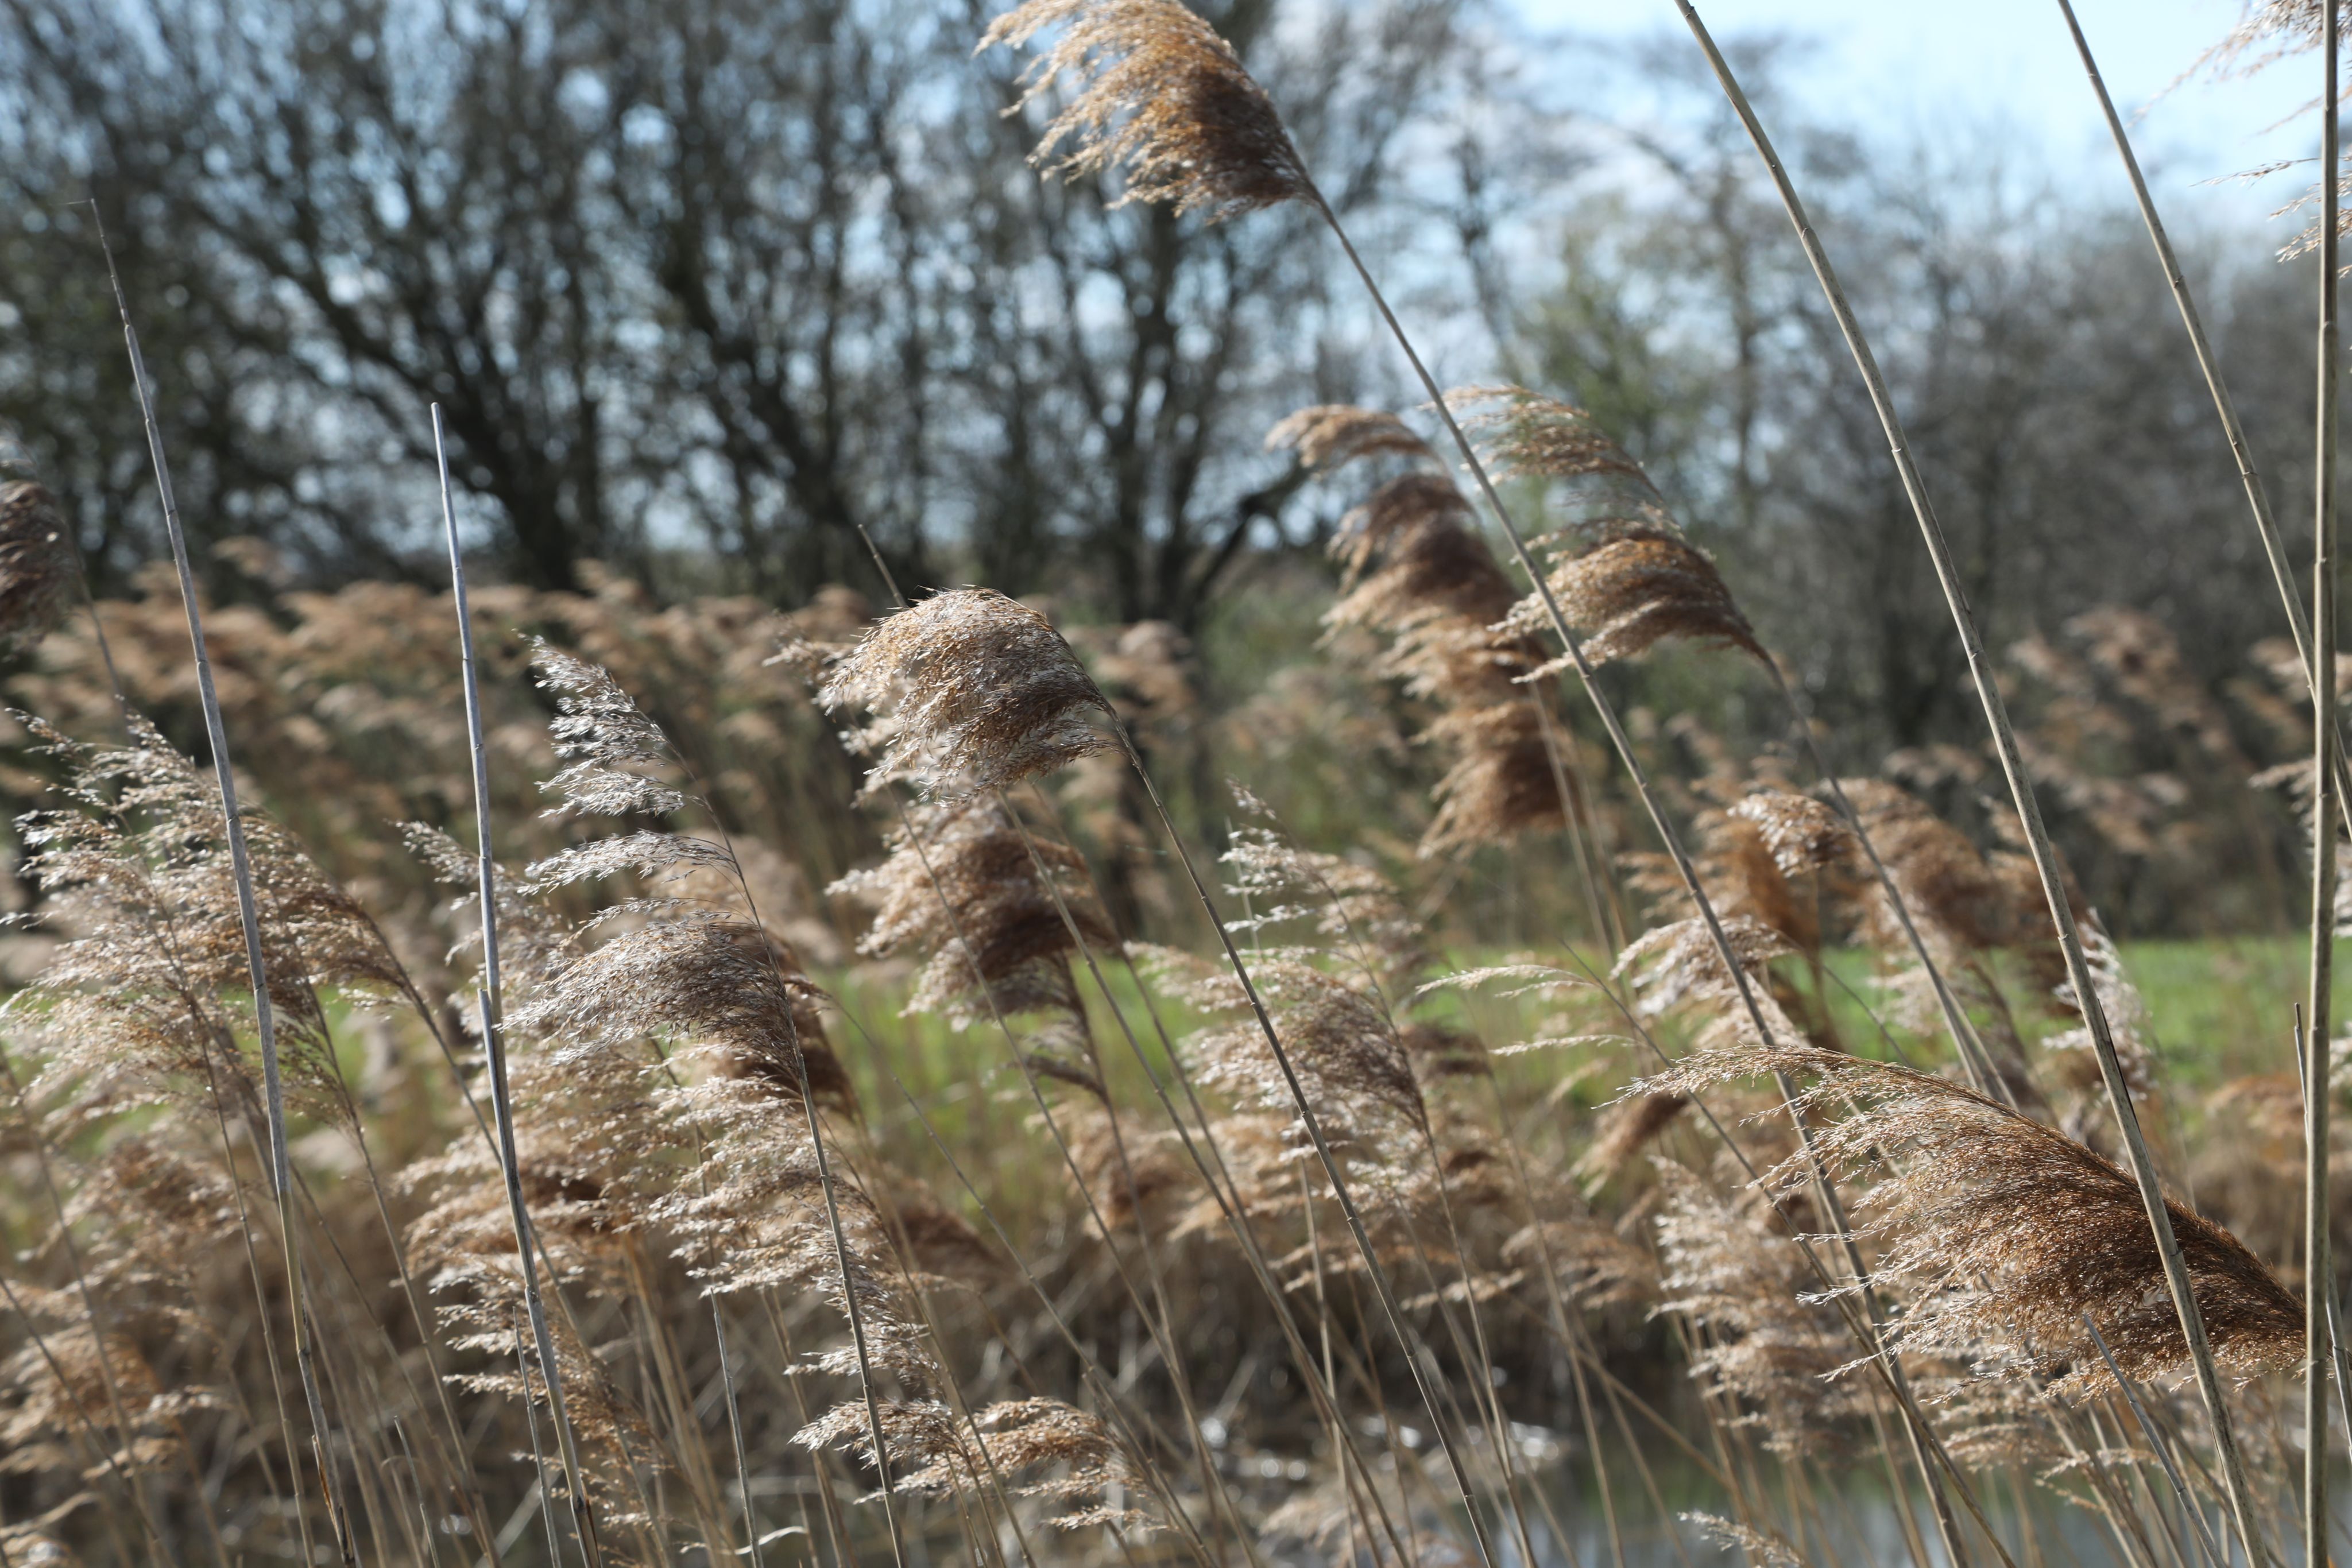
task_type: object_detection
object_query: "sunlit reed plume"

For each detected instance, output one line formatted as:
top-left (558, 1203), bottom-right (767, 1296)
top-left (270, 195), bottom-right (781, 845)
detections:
top-left (1727, 789), bottom-right (1855, 882)
top-left (830, 795), bottom-right (1112, 1031)
top-left (11, 717), bottom-right (369, 1130)
top-left (1835, 777), bottom-right (2050, 1109)
top-left (1575, 1090), bottom-right (1691, 1188)
top-left (1615, 913), bottom-right (1796, 1034)
top-left (1144, 946), bottom-right (1427, 1168)
top-left (1450, 385), bottom-right (1766, 668)
top-left (504, 640), bottom-right (951, 1540)
top-left (796, 1395), bottom-right (1151, 1532)
top-left (981, 0), bottom-right (1314, 220)
top-left (1681, 1512), bottom-right (1804, 1568)
top-left (1222, 790), bottom-right (1430, 992)
top-left (819, 587), bottom-right (1113, 798)
top-left (1276, 401), bottom-right (1572, 855)
top-left (1266, 404), bottom-right (1435, 471)
top-left (2198, 2), bottom-right (2346, 78)
top-left (1647, 1042), bottom-right (2300, 1395)
top-left (1654, 1159), bottom-right (1860, 1456)
top-left (0, 1322), bottom-right (173, 1477)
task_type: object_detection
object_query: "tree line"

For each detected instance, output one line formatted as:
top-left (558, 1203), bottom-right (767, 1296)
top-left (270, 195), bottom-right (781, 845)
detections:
top-left (0, 0), bottom-right (2322, 769)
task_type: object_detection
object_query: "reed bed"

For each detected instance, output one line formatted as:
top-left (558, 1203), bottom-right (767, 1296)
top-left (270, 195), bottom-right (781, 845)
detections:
top-left (2, 2), bottom-right (2350, 1566)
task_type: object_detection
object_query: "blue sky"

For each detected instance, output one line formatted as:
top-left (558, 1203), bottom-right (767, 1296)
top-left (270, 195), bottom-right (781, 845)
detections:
top-left (1517, 0), bottom-right (2323, 237)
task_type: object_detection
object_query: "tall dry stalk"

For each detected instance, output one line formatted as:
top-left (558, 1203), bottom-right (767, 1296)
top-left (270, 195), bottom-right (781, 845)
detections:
top-left (2305, 11), bottom-right (2340, 1558)
top-left (1665, 7), bottom-right (2276, 1558)
top-left (432, 405), bottom-right (603, 1567)
top-left (96, 222), bottom-right (355, 1567)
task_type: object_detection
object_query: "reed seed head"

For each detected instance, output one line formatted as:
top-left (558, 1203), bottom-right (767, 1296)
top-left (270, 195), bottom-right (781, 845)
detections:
top-left (1267, 404), bottom-right (1435, 471)
top-left (982, 0), bottom-right (1314, 220)
top-left (830, 796), bottom-right (1112, 1029)
top-left (1542, 535), bottom-right (1767, 667)
top-left (820, 587), bottom-right (1114, 797)
top-left (1286, 400), bottom-right (1574, 857)
top-left (1649, 1042), bottom-right (2301, 1395)
top-left (1726, 789), bottom-right (1854, 881)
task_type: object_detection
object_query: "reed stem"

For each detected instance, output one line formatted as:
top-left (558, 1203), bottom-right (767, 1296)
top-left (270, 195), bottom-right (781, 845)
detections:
top-left (98, 216), bottom-right (357, 1568)
top-left (433, 406), bottom-right (606, 1568)
top-left (2306, 14), bottom-right (2340, 1560)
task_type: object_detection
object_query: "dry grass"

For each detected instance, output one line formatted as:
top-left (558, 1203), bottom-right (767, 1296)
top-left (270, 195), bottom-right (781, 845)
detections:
top-left (1, 4), bottom-right (2344, 1563)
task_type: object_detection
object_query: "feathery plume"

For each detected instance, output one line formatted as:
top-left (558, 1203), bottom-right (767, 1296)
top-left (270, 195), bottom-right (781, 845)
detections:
top-left (11, 716), bottom-right (370, 1131)
top-left (1445, 385), bottom-right (1652, 492)
top-left (1221, 800), bottom-right (1430, 992)
top-left (1285, 401), bottom-right (1575, 857)
top-left (1146, 947), bottom-right (1428, 1165)
top-left (1839, 784), bottom-right (2002, 940)
top-left (2040, 920), bottom-right (2156, 1110)
top-left (1654, 1160), bottom-right (1860, 1456)
top-left (819, 588), bottom-right (1113, 797)
top-left (1418, 703), bottom-right (1575, 855)
top-left (1727, 790), bottom-right (1855, 882)
top-left (795, 1395), bottom-right (1151, 1532)
top-left (0, 1321), bottom-right (183, 1480)
top-left (1452, 385), bottom-right (1766, 668)
top-left (1614, 914), bottom-right (1796, 1023)
top-left (831, 796), bottom-right (1112, 1029)
top-left (531, 639), bottom-right (688, 818)
top-left (1646, 1042), bottom-right (2300, 1395)
top-left (981, 0), bottom-right (1313, 220)
top-left (1575, 1091), bottom-right (1691, 1187)
top-left (1680, 1513), bottom-right (1804, 1568)
top-left (1329, 474), bottom-right (1524, 637)
top-left (1502, 1199), bottom-right (1657, 1311)
top-left (510, 912), bottom-right (853, 1110)
top-left (2198, 1), bottom-right (2347, 79)
top-left (510, 642), bottom-right (928, 1546)
top-left (1267, 404), bottom-right (1436, 471)
top-left (1536, 535), bottom-right (1765, 669)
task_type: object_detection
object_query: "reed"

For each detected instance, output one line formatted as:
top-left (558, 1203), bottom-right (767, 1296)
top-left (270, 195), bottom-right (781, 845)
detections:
top-left (2303, 13), bottom-right (2340, 1559)
top-left (980, 16), bottom-right (1990, 1553)
top-left (434, 405), bottom-right (602, 1567)
top-left (99, 222), bottom-right (355, 1568)
top-left (1666, 5), bottom-right (2278, 1557)
top-left (10, 7), bottom-right (2352, 1566)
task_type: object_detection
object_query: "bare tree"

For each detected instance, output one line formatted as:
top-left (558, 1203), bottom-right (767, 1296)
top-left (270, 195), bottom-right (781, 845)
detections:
top-left (1514, 38), bottom-right (2314, 762)
top-left (0, 0), bottom-right (1491, 622)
